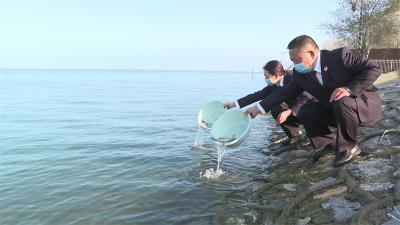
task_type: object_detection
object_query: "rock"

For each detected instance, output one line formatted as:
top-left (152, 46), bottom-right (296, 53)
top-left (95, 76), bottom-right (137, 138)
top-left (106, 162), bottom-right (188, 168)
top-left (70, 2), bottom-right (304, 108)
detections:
top-left (282, 183), bottom-right (297, 192)
top-left (359, 129), bottom-right (400, 152)
top-left (296, 217), bottom-right (311, 225)
top-left (383, 205), bottom-right (400, 225)
top-left (288, 158), bottom-right (308, 164)
top-left (310, 177), bottom-right (337, 190)
top-left (349, 158), bottom-right (393, 179)
top-left (359, 182), bottom-right (395, 192)
top-left (261, 155), bottom-right (283, 166)
top-left (394, 181), bottom-right (400, 201)
top-left (394, 168), bottom-right (400, 178)
top-left (313, 185), bottom-right (348, 199)
top-left (321, 197), bottom-right (361, 223)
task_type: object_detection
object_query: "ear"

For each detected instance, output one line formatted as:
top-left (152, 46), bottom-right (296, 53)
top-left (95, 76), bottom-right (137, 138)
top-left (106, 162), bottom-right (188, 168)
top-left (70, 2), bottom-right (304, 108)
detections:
top-left (309, 50), bottom-right (316, 59)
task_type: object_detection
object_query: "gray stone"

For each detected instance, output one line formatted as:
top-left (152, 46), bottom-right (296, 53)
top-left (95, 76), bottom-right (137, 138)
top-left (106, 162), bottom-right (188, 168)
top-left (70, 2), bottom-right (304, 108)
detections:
top-left (313, 185), bottom-right (348, 199)
top-left (360, 182), bottom-right (395, 192)
top-left (310, 177), bottom-right (337, 190)
top-left (296, 217), bottom-right (311, 225)
top-left (349, 158), bottom-right (393, 179)
top-left (282, 183), bottom-right (297, 192)
top-left (394, 169), bottom-right (400, 178)
top-left (383, 205), bottom-right (400, 225)
top-left (321, 197), bottom-right (361, 223)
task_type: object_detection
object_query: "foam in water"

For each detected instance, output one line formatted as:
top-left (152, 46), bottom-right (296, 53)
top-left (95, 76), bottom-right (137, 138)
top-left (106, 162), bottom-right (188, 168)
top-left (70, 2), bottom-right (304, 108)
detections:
top-left (200, 142), bottom-right (227, 179)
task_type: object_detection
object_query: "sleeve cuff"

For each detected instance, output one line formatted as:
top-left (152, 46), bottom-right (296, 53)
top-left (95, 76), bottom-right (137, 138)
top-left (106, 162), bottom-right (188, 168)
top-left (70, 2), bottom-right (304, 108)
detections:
top-left (289, 107), bottom-right (297, 116)
top-left (256, 102), bottom-right (266, 114)
top-left (235, 100), bottom-right (240, 108)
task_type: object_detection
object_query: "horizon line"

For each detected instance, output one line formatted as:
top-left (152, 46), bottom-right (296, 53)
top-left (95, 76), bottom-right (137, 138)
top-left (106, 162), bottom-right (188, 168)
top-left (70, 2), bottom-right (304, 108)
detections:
top-left (0, 68), bottom-right (255, 74)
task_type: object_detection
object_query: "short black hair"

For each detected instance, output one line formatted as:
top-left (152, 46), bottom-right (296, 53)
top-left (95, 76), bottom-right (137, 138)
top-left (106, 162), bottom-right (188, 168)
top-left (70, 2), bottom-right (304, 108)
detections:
top-left (287, 35), bottom-right (319, 50)
top-left (263, 60), bottom-right (282, 75)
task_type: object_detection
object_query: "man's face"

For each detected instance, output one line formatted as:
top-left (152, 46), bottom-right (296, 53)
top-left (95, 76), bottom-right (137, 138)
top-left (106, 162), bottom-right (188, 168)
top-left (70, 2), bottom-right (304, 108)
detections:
top-left (289, 47), bottom-right (315, 68)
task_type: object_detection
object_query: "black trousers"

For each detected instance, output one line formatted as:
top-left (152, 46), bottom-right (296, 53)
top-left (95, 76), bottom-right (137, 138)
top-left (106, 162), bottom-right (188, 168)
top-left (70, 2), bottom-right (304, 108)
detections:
top-left (270, 105), bottom-right (302, 139)
top-left (296, 97), bottom-right (359, 153)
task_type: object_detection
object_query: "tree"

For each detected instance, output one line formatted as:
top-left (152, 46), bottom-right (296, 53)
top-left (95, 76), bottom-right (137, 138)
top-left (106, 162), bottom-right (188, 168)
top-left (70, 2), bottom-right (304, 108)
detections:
top-left (324, 0), bottom-right (400, 57)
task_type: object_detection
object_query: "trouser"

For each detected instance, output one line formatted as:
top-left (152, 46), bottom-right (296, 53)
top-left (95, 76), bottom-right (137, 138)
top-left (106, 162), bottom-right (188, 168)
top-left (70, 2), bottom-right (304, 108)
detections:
top-left (296, 97), bottom-right (359, 153)
top-left (270, 105), bottom-right (302, 139)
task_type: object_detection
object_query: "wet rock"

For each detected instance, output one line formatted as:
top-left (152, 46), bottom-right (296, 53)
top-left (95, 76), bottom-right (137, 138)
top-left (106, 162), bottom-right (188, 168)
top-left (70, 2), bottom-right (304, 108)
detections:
top-left (288, 158), bottom-right (308, 164)
top-left (383, 205), bottom-right (400, 225)
top-left (261, 155), bottom-right (282, 165)
top-left (313, 185), bottom-right (348, 199)
top-left (349, 158), bottom-right (393, 179)
top-left (359, 132), bottom-right (400, 153)
top-left (282, 183), bottom-right (297, 192)
top-left (225, 217), bottom-right (246, 225)
top-left (310, 177), bottom-right (337, 190)
top-left (359, 182), bottom-right (395, 192)
top-left (321, 197), bottom-right (361, 223)
top-left (395, 181), bottom-right (400, 201)
top-left (296, 216), bottom-right (311, 225)
top-left (394, 169), bottom-right (400, 178)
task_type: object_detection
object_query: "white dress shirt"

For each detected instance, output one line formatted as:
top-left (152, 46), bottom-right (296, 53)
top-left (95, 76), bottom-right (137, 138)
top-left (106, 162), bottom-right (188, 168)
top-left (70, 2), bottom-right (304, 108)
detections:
top-left (314, 52), bottom-right (323, 85)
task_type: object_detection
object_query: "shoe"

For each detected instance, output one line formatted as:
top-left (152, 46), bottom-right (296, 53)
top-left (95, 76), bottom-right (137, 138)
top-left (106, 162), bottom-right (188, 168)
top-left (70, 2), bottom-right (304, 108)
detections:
top-left (281, 134), bottom-right (303, 146)
top-left (333, 145), bottom-right (361, 167)
top-left (313, 144), bottom-right (335, 162)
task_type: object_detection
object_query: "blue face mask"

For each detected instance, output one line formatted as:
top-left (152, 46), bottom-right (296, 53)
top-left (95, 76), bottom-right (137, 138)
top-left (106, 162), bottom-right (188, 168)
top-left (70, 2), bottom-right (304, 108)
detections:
top-left (294, 63), bottom-right (312, 74)
top-left (265, 79), bottom-right (274, 86)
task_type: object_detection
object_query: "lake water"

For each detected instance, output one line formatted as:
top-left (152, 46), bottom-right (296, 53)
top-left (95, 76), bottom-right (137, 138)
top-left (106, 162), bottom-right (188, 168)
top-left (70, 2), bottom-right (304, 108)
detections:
top-left (0, 69), bottom-right (279, 225)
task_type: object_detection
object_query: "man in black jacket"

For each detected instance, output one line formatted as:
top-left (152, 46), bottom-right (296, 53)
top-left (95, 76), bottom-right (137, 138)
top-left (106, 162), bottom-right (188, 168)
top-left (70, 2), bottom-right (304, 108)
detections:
top-left (225, 60), bottom-right (315, 146)
top-left (246, 35), bottom-right (383, 167)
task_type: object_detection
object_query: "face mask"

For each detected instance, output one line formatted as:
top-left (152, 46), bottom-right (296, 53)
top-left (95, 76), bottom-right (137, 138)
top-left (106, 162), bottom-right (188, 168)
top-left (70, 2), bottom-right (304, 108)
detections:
top-left (265, 79), bottom-right (274, 86)
top-left (294, 63), bottom-right (312, 74)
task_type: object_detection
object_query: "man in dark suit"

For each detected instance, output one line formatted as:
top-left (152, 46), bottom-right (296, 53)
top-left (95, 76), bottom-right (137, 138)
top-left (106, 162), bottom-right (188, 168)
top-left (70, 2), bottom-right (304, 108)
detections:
top-left (225, 60), bottom-right (315, 146)
top-left (246, 35), bottom-right (383, 167)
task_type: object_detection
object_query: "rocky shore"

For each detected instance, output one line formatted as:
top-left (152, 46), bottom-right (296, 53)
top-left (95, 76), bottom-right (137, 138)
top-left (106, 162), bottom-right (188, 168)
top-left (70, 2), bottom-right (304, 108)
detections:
top-left (254, 72), bottom-right (400, 225)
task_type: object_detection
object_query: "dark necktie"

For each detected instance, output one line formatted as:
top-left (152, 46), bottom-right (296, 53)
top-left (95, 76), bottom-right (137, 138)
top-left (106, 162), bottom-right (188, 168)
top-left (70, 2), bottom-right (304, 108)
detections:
top-left (311, 71), bottom-right (323, 86)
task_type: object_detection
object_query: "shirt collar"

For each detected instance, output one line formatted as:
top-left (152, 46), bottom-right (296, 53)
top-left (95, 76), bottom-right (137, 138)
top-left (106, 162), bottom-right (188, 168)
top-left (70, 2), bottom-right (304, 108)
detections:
top-left (279, 76), bottom-right (285, 87)
top-left (314, 51), bottom-right (321, 73)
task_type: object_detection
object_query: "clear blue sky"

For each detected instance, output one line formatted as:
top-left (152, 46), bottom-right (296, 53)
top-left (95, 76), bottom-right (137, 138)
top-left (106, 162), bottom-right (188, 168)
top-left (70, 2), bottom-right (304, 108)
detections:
top-left (0, 0), bottom-right (338, 71)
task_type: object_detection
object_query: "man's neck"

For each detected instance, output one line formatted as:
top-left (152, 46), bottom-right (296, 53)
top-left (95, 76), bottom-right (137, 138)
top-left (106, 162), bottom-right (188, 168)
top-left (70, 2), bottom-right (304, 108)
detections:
top-left (311, 52), bottom-right (320, 70)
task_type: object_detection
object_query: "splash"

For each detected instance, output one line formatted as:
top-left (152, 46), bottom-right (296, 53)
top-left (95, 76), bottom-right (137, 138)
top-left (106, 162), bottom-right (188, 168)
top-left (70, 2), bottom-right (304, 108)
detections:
top-left (216, 142), bottom-right (226, 171)
top-left (200, 142), bottom-right (227, 179)
top-left (193, 126), bottom-right (206, 147)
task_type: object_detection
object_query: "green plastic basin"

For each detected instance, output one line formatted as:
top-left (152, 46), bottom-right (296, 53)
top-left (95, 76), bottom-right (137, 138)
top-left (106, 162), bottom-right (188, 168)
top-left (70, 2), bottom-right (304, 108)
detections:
top-left (197, 101), bottom-right (227, 129)
top-left (210, 110), bottom-right (251, 147)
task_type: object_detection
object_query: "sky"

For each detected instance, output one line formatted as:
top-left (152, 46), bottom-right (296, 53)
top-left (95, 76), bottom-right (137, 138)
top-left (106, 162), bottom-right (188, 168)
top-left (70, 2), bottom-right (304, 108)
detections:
top-left (0, 0), bottom-right (339, 71)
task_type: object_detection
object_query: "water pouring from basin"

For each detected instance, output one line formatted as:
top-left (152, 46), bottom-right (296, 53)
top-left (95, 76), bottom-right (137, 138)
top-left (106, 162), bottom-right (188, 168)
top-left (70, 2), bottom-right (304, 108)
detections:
top-left (200, 110), bottom-right (251, 179)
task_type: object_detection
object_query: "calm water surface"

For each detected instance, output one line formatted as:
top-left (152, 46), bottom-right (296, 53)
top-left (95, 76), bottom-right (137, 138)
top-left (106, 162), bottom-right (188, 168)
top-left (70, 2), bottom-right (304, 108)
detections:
top-left (0, 69), bottom-right (278, 225)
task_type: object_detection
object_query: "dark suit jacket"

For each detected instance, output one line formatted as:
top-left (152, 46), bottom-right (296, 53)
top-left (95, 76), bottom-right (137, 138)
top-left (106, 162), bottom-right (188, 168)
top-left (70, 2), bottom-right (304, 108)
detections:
top-left (237, 75), bottom-right (314, 115)
top-left (259, 47), bottom-right (383, 124)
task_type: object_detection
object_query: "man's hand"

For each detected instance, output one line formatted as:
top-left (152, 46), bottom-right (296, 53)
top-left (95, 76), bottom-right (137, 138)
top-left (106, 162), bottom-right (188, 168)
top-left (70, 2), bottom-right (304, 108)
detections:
top-left (329, 87), bottom-right (350, 102)
top-left (276, 109), bottom-right (292, 124)
top-left (246, 106), bottom-right (261, 119)
top-left (224, 102), bottom-right (236, 109)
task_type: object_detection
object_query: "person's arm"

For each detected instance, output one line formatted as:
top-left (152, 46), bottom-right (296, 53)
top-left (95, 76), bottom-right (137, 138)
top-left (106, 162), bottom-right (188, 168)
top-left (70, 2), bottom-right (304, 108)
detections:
top-left (259, 79), bottom-right (302, 113)
top-left (290, 91), bottom-right (314, 115)
top-left (342, 47), bottom-right (382, 97)
top-left (236, 85), bottom-right (277, 108)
